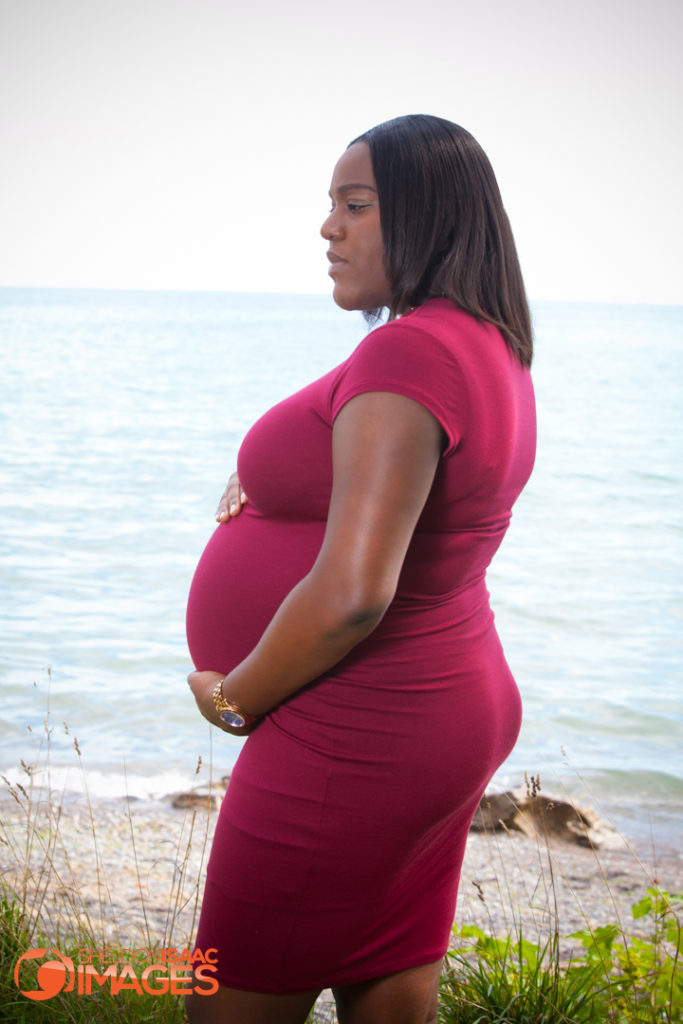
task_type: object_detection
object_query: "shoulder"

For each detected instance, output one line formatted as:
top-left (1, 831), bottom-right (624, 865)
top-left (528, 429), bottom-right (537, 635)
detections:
top-left (338, 303), bottom-right (465, 388)
top-left (337, 298), bottom-right (501, 387)
top-left (328, 300), bottom-right (487, 455)
top-left (354, 299), bottom-right (493, 365)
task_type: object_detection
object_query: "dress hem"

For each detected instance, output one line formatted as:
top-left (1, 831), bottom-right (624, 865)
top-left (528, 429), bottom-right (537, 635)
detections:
top-left (209, 948), bottom-right (448, 996)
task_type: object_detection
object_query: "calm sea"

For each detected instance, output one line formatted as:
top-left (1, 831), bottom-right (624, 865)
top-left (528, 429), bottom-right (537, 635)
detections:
top-left (1, 288), bottom-right (681, 849)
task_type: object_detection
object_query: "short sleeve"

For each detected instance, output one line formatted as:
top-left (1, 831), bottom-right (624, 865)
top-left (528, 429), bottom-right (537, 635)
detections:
top-left (329, 319), bottom-right (468, 457)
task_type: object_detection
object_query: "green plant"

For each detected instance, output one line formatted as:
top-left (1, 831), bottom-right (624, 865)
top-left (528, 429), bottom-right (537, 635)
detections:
top-left (439, 890), bottom-right (683, 1024)
top-left (0, 902), bottom-right (189, 1023)
top-left (570, 888), bottom-right (682, 1022)
top-left (439, 922), bottom-right (601, 1023)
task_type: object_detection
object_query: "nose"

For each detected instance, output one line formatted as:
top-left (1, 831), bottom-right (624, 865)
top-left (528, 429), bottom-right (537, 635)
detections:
top-left (320, 207), bottom-right (343, 241)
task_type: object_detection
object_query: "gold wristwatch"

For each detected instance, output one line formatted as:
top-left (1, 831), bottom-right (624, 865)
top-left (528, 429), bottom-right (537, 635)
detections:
top-left (212, 679), bottom-right (259, 729)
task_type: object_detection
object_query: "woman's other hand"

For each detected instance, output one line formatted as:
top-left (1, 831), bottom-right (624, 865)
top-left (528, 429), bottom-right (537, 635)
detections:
top-left (216, 472), bottom-right (248, 522)
top-left (187, 670), bottom-right (260, 736)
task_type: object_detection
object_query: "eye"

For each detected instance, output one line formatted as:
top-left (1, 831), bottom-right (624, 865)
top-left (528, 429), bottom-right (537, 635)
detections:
top-left (347, 202), bottom-right (371, 213)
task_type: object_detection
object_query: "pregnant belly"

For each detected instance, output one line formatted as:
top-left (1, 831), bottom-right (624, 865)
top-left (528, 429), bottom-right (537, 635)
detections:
top-left (186, 509), bottom-right (325, 673)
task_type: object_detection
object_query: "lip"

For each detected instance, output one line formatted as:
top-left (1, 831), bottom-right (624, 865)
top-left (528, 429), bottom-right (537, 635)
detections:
top-left (327, 251), bottom-right (348, 277)
top-left (327, 250), bottom-right (347, 267)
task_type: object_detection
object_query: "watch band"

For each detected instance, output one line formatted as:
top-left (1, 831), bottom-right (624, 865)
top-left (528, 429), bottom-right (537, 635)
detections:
top-left (212, 678), bottom-right (259, 729)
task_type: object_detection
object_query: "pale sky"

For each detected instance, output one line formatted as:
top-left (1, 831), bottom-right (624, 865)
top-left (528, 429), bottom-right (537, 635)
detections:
top-left (1, 0), bottom-right (681, 304)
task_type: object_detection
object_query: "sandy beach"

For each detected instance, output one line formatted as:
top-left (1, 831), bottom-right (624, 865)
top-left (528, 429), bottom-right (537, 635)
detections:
top-left (1, 788), bottom-right (681, 1022)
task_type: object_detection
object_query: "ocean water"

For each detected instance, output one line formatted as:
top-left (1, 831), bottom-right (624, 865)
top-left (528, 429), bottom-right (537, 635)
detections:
top-left (1, 288), bottom-right (681, 848)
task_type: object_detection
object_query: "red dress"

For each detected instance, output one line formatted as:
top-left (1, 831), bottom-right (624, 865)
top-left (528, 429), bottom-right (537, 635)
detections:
top-left (186, 299), bottom-right (536, 993)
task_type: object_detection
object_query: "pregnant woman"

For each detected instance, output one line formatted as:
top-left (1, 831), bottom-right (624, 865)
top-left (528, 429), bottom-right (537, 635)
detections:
top-left (185, 114), bottom-right (536, 1024)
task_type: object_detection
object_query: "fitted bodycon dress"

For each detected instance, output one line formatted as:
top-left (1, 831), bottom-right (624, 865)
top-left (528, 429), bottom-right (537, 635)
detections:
top-left (186, 298), bottom-right (536, 993)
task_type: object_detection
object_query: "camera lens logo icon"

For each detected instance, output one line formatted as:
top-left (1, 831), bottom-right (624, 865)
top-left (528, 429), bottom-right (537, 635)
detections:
top-left (14, 948), bottom-right (75, 1000)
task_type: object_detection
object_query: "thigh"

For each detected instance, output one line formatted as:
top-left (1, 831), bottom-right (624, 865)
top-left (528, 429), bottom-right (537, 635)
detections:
top-left (185, 982), bottom-right (320, 1024)
top-left (333, 959), bottom-right (442, 1024)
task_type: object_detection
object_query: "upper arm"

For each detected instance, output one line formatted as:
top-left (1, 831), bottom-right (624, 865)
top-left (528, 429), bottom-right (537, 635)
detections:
top-left (311, 391), bottom-right (445, 617)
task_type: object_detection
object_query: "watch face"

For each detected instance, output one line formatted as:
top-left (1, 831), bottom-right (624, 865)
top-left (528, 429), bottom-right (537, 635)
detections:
top-left (220, 709), bottom-right (246, 728)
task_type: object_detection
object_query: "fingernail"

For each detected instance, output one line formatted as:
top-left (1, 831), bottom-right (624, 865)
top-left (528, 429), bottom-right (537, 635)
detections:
top-left (229, 502), bottom-right (238, 514)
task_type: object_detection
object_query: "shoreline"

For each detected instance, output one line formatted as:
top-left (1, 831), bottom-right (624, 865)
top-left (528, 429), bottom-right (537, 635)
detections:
top-left (2, 751), bottom-right (682, 848)
top-left (3, 733), bottom-right (681, 848)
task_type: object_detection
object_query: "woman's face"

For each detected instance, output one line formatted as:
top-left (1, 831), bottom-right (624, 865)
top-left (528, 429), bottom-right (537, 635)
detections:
top-left (320, 141), bottom-right (392, 312)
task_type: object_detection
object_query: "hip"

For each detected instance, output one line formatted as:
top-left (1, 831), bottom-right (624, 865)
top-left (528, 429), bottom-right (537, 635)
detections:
top-left (268, 616), bottom-right (522, 770)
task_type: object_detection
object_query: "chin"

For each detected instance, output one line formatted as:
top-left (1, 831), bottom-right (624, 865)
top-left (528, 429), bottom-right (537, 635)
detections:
top-left (332, 287), bottom-right (388, 314)
top-left (331, 288), bottom-right (357, 312)
top-left (332, 295), bottom-right (359, 312)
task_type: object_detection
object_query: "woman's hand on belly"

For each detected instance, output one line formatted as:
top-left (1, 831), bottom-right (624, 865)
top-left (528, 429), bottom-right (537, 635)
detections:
top-left (215, 471), bottom-right (248, 523)
top-left (187, 670), bottom-right (260, 737)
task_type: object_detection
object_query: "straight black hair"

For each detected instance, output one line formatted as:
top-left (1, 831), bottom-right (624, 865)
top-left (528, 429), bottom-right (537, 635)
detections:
top-left (351, 115), bottom-right (533, 367)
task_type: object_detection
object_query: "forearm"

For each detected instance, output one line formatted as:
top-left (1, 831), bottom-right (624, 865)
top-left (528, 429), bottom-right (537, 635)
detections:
top-left (221, 567), bottom-right (387, 716)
